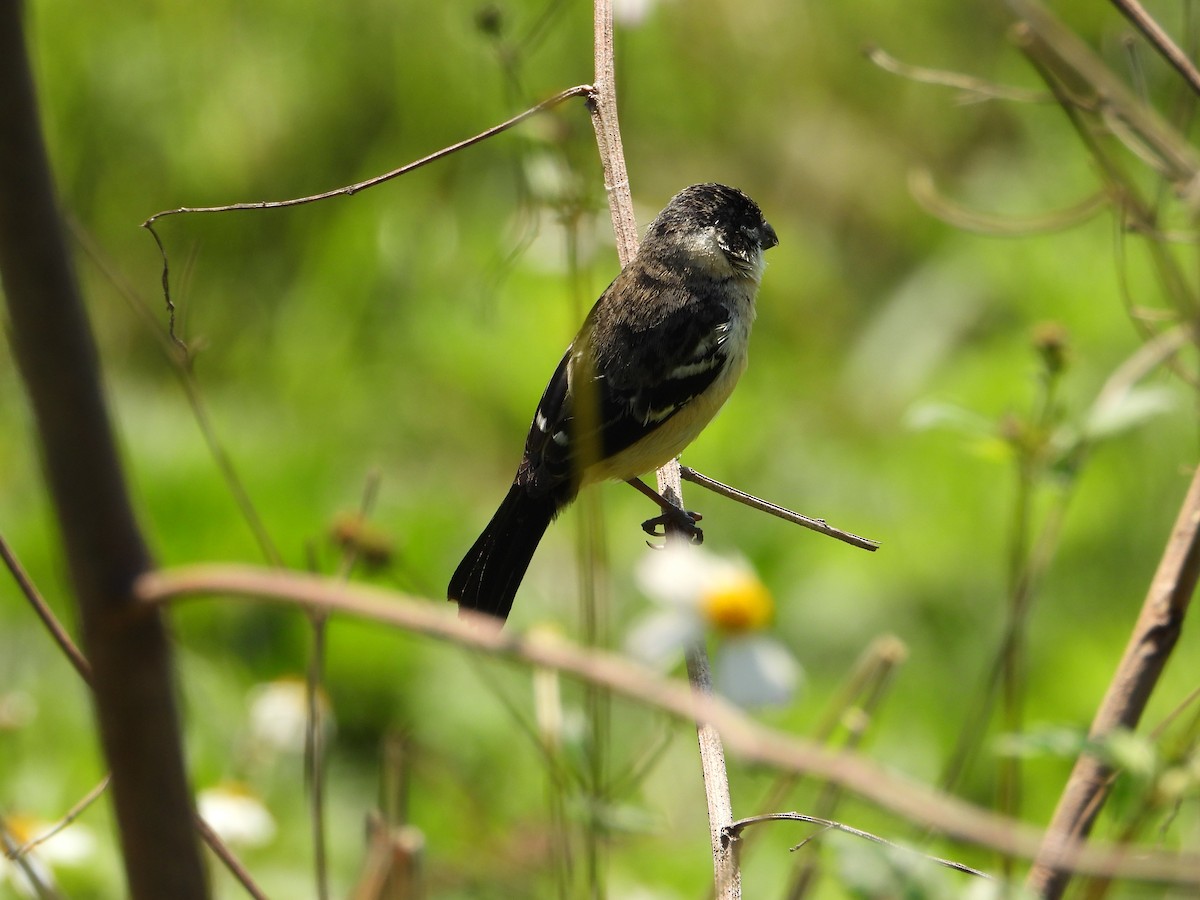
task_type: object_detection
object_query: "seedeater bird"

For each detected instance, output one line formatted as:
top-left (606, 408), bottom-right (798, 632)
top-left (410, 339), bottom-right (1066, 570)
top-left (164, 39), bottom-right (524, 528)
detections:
top-left (449, 183), bottom-right (778, 621)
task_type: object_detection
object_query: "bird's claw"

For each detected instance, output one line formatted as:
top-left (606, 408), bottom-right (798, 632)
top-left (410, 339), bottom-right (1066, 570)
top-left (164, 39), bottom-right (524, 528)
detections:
top-left (640, 508), bottom-right (704, 544)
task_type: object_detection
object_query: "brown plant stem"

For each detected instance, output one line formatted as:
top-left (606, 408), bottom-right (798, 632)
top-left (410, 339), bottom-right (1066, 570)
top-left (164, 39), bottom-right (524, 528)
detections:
top-left (1109, 0), bottom-right (1200, 98)
top-left (685, 643), bottom-right (741, 899)
top-left (0, 533), bottom-right (93, 684)
top-left (137, 563), bottom-right (1200, 887)
top-left (1026, 464), bottom-right (1200, 897)
top-left (678, 466), bottom-right (879, 551)
top-left (142, 84), bottom-right (595, 228)
top-left (2, 523), bottom-right (268, 898)
top-left (586, 1), bottom-right (738, 894)
top-left (727, 812), bottom-right (990, 880)
top-left (0, 5), bottom-right (206, 897)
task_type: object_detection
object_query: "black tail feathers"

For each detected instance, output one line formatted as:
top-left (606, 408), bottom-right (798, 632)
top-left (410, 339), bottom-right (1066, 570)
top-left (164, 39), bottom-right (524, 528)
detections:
top-left (448, 483), bottom-right (559, 621)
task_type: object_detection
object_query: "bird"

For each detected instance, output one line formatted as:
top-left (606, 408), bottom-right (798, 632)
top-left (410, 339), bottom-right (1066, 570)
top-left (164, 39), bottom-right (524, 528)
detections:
top-left (449, 183), bottom-right (778, 622)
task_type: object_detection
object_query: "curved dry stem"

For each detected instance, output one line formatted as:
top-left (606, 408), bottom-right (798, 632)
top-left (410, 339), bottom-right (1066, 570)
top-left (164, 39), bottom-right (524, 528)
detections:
top-left (908, 169), bottom-right (1109, 236)
top-left (1026, 463), bottom-right (1200, 897)
top-left (142, 84), bottom-right (595, 228)
top-left (864, 44), bottom-right (1050, 104)
top-left (135, 564), bottom-right (1200, 887)
top-left (142, 84), bottom-right (596, 348)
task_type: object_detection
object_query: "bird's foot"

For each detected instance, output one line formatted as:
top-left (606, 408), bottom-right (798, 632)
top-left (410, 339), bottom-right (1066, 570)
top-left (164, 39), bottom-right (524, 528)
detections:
top-left (641, 507), bottom-right (704, 544)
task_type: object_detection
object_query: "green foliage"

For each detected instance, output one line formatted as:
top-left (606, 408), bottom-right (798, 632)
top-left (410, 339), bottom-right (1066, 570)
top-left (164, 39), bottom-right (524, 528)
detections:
top-left (2, 0), bottom-right (1198, 896)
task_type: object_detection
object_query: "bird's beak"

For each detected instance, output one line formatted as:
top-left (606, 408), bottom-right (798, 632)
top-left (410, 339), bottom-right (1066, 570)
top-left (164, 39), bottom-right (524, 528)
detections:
top-left (761, 222), bottom-right (779, 250)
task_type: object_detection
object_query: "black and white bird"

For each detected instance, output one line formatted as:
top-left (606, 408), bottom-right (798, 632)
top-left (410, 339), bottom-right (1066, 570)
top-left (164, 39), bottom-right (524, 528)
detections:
top-left (449, 183), bottom-right (778, 621)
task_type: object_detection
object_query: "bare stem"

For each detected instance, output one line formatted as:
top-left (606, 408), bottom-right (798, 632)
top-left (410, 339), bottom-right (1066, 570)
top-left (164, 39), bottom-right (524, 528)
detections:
top-left (589, 2), bottom-right (637, 263)
top-left (864, 44), bottom-right (1050, 103)
top-left (587, 1), bottom-right (738, 894)
top-left (1026, 463), bottom-right (1200, 897)
top-left (1109, 0), bottom-right (1200, 98)
top-left (0, 540), bottom-right (269, 899)
top-left (0, 533), bottom-right (93, 684)
top-left (141, 84), bottom-right (595, 228)
top-left (135, 563), bottom-right (1200, 887)
top-left (0, 6), bottom-right (205, 894)
top-left (679, 466), bottom-right (879, 552)
top-left (727, 812), bottom-right (991, 880)
top-left (686, 644), bottom-right (741, 899)
top-left (9, 776), bottom-right (111, 858)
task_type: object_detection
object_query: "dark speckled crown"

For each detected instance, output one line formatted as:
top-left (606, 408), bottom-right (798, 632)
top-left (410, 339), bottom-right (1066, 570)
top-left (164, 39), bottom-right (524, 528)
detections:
top-left (646, 183), bottom-right (777, 255)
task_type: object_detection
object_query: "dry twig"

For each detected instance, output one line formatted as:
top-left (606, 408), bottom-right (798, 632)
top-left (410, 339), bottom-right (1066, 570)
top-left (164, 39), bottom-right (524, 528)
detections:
top-left (725, 811), bottom-right (991, 880)
top-left (679, 466), bottom-right (879, 552)
top-left (0, 6), bottom-right (205, 894)
top-left (136, 564), bottom-right (1200, 887)
top-left (0, 537), bottom-right (270, 900)
top-left (1026, 464), bottom-right (1200, 897)
top-left (1109, 0), bottom-right (1200, 98)
top-left (586, 1), bottom-right (739, 893)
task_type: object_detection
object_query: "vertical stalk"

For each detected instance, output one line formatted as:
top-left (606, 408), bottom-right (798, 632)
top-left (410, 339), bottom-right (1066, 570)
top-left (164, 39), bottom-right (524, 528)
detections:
top-left (587, 2), bottom-right (739, 895)
top-left (0, 4), bottom-right (206, 896)
top-left (1027, 464), bottom-right (1200, 897)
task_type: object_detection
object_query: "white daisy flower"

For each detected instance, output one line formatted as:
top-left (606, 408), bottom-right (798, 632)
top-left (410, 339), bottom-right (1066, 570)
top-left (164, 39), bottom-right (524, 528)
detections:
top-left (627, 544), bottom-right (803, 708)
top-left (197, 784), bottom-right (276, 848)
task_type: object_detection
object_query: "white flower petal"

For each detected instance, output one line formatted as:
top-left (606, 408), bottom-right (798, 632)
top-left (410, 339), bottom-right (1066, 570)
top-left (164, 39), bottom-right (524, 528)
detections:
top-left (28, 824), bottom-right (95, 865)
top-left (636, 544), bottom-right (755, 608)
top-left (715, 637), bottom-right (803, 708)
top-left (625, 610), bottom-right (703, 668)
top-left (247, 678), bottom-right (332, 754)
top-left (613, 0), bottom-right (659, 27)
top-left (198, 787), bottom-right (276, 848)
top-left (636, 544), bottom-right (708, 606)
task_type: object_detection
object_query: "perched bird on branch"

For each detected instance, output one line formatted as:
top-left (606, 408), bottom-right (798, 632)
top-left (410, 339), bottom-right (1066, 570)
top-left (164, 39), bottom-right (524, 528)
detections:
top-left (449, 183), bottom-right (778, 622)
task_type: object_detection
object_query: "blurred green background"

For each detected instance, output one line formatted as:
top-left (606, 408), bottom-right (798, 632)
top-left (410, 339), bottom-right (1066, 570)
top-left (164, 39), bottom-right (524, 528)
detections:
top-left (2, 0), bottom-right (1198, 896)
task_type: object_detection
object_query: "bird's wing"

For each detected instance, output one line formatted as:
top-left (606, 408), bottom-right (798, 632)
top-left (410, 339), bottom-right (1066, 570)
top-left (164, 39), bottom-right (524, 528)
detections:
top-left (517, 283), bottom-right (732, 497)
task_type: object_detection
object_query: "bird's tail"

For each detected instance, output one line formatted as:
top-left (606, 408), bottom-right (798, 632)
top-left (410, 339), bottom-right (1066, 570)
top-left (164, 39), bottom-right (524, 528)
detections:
top-left (448, 483), bottom-right (559, 622)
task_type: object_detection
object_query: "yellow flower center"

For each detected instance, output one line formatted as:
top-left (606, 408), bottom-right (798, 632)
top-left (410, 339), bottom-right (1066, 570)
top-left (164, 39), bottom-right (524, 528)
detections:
top-left (701, 574), bottom-right (774, 634)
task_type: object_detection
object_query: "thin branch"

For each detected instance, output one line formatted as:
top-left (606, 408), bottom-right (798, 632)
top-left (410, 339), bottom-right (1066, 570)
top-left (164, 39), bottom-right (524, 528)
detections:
top-left (908, 169), bottom-right (1110, 236)
top-left (307, 471), bottom-right (381, 900)
top-left (586, 1), bottom-right (737, 895)
top-left (678, 466), bottom-right (880, 552)
top-left (178, 374), bottom-right (287, 568)
top-left (1026, 463), bottom-right (1200, 897)
top-left (0, 541), bottom-right (270, 900)
top-left (588, 4), bottom-right (637, 262)
top-left (143, 83), bottom-right (595, 346)
top-left (306, 613), bottom-right (330, 900)
top-left (1109, 0), bottom-right (1200, 98)
top-left (0, 5), bottom-right (205, 894)
top-left (863, 44), bottom-right (1050, 104)
top-left (1006, 0), bottom-right (1200, 201)
top-left (135, 563), bottom-right (1200, 886)
top-left (142, 84), bottom-right (595, 228)
top-left (0, 533), bottom-right (93, 684)
top-left (191, 816), bottom-right (271, 900)
top-left (9, 777), bottom-right (111, 858)
top-left (71, 220), bottom-right (287, 569)
top-left (0, 816), bottom-right (63, 900)
top-left (725, 812), bottom-right (991, 880)
top-left (782, 636), bottom-right (907, 898)
top-left (685, 642), bottom-right (740, 899)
